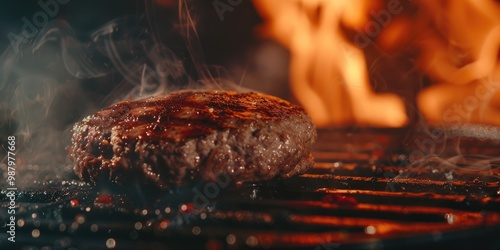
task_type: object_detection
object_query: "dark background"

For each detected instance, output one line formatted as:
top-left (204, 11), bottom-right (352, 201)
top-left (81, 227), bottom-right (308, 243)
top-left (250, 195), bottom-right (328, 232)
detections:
top-left (0, 0), bottom-right (274, 84)
top-left (0, 0), bottom-right (291, 111)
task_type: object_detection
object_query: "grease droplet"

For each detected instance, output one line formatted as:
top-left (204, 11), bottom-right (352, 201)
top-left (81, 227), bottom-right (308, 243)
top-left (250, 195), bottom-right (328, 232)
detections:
top-left (32, 229), bottom-right (40, 238)
top-left (106, 238), bottom-right (116, 249)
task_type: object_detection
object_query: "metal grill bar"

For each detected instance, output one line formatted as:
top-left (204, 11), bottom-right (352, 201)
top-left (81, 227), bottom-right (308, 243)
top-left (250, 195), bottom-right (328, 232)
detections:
top-left (1, 127), bottom-right (500, 249)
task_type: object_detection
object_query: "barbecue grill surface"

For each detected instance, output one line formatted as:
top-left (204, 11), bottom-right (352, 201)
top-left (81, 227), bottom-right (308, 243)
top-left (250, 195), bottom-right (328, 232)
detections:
top-left (1, 127), bottom-right (500, 249)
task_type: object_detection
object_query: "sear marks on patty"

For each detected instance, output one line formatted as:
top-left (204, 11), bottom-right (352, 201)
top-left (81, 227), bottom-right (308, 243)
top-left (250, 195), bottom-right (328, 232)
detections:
top-left (68, 90), bottom-right (317, 190)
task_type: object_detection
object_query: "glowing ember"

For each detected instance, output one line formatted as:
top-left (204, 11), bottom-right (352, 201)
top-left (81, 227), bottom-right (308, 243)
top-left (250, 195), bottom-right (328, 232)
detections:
top-left (95, 195), bottom-right (113, 205)
top-left (322, 194), bottom-right (358, 206)
top-left (70, 199), bottom-right (79, 207)
top-left (180, 203), bottom-right (196, 213)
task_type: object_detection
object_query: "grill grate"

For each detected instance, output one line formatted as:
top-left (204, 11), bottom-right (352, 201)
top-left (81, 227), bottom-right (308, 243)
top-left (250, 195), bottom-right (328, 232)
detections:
top-left (1, 127), bottom-right (500, 249)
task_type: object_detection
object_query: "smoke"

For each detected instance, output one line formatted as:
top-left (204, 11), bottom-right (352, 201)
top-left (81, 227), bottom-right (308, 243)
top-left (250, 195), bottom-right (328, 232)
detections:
top-left (0, 0), bottom-right (263, 189)
top-left (0, 3), bottom-right (184, 188)
top-left (391, 123), bottom-right (500, 195)
top-left (398, 154), bottom-right (500, 182)
top-left (175, 0), bottom-right (249, 93)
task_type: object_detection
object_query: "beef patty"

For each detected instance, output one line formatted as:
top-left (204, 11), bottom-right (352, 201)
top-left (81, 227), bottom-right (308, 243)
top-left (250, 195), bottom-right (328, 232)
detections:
top-left (68, 90), bottom-right (317, 189)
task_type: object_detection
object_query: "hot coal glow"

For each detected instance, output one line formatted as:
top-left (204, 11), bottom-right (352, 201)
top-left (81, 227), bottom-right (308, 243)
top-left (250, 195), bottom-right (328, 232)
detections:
top-left (254, 0), bottom-right (500, 127)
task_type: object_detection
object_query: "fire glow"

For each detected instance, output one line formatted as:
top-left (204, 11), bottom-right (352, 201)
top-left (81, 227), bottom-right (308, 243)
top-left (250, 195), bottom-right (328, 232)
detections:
top-left (253, 0), bottom-right (500, 127)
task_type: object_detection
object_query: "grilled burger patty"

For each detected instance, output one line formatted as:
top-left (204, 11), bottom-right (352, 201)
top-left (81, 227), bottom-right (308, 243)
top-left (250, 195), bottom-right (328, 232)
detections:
top-left (68, 90), bottom-right (317, 189)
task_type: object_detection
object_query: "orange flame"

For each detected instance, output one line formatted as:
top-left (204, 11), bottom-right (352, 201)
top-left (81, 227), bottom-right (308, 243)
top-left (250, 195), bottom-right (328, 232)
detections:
top-left (253, 0), bottom-right (407, 127)
top-left (254, 0), bottom-right (500, 127)
top-left (410, 0), bottom-right (500, 125)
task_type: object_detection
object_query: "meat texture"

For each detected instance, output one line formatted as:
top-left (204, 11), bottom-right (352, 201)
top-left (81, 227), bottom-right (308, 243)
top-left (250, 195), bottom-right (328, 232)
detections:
top-left (68, 90), bottom-right (317, 189)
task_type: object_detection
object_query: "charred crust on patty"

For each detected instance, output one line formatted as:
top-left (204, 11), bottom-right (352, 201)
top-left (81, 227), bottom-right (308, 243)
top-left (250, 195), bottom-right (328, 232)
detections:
top-left (68, 90), bottom-right (317, 189)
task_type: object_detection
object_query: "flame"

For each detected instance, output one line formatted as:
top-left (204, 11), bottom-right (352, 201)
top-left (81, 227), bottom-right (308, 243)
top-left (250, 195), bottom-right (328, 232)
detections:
top-left (409, 0), bottom-right (500, 125)
top-left (254, 0), bottom-right (500, 127)
top-left (253, 0), bottom-right (407, 127)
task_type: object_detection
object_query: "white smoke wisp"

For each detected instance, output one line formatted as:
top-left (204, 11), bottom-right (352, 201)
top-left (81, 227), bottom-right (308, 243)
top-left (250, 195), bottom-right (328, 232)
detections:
top-left (396, 154), bottom-right (500, 182)
top-left (0, 13), bottom-right (191, 188)
top-left (0, 0), bottom-right (263, 189)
